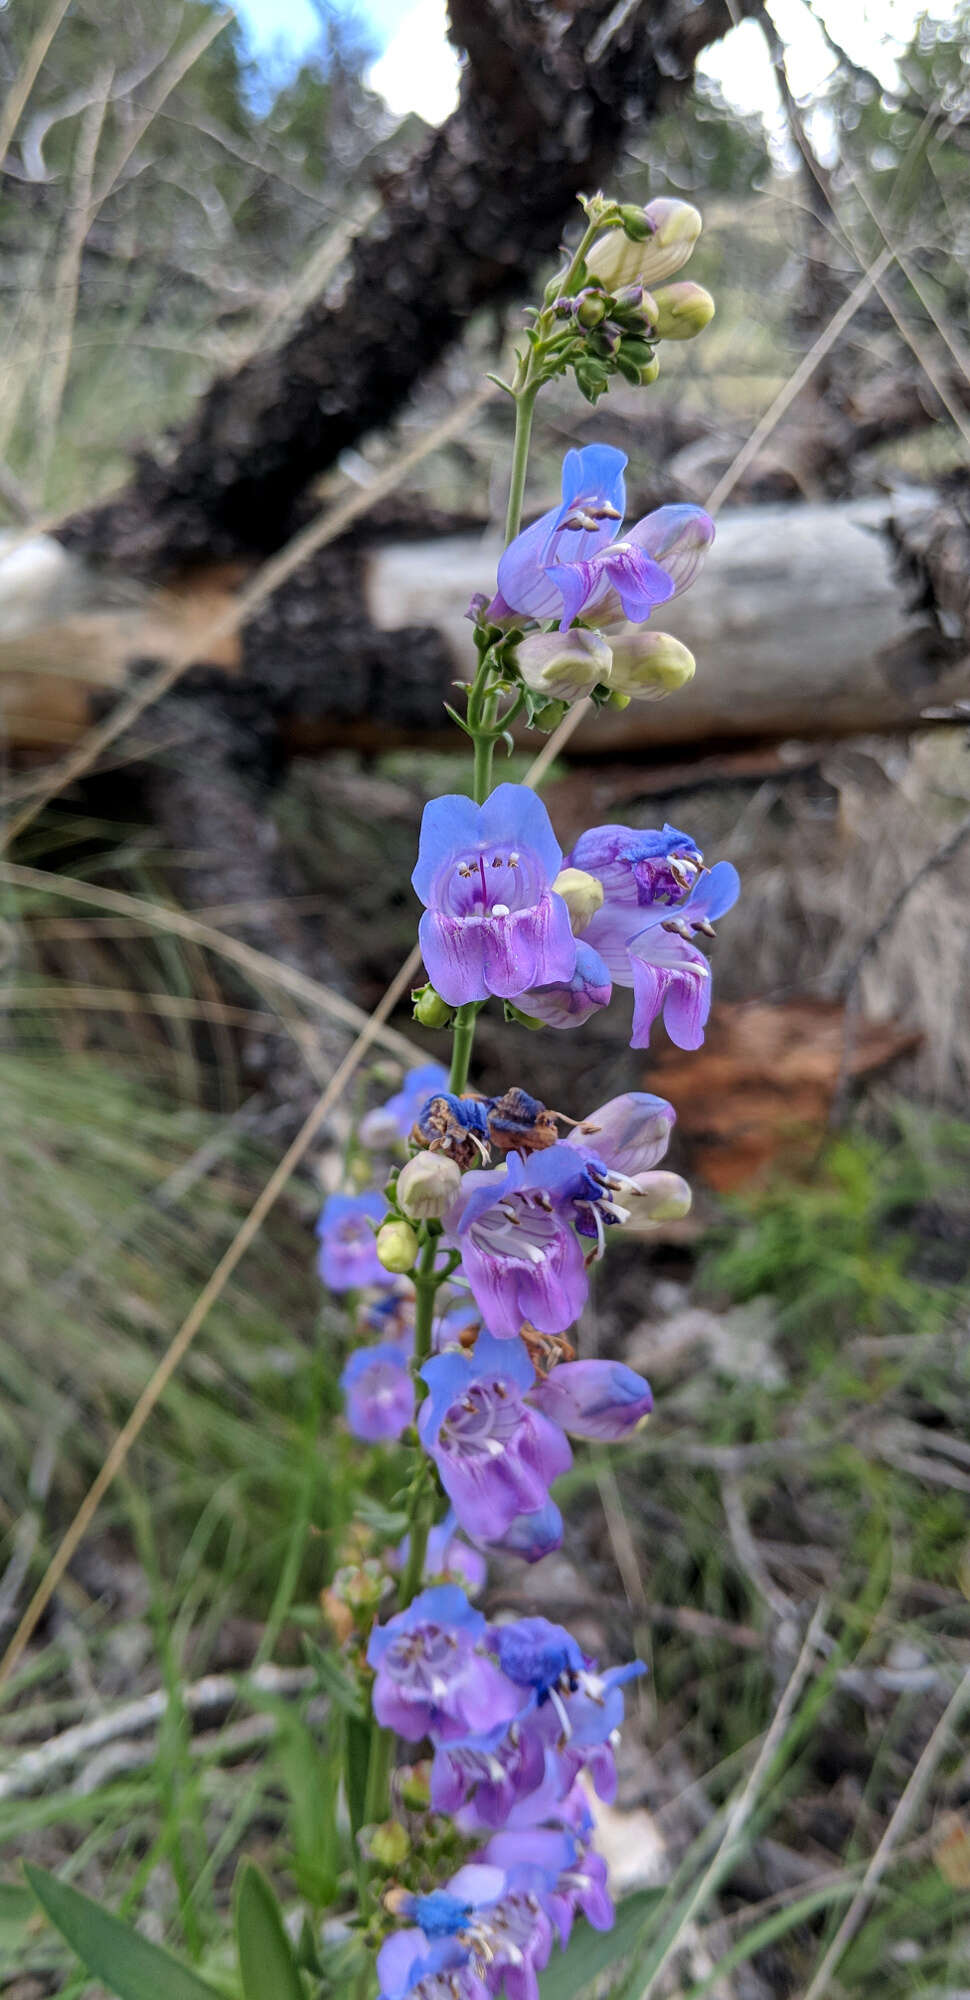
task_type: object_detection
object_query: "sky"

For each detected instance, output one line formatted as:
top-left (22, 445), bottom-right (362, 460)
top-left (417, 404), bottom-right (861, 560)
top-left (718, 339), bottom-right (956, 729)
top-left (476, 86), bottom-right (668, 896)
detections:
top-left (232, 0), bottom-right (951, 129)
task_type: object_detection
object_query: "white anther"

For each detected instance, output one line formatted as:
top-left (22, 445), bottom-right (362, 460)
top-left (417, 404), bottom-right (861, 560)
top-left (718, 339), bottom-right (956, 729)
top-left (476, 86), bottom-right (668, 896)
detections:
top-left (492, 903), bottom-right (511, 917)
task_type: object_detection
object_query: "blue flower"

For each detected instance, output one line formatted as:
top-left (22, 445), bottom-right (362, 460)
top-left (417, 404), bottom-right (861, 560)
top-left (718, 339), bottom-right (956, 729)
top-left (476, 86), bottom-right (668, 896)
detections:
top-left (340, 1343), bottom-right (414, 1443)
top-left (493, 445), bottom-right (714, 634)
top-left (412, 784), bottom-right (576, 1008)
top-left (316, 1190), bottom-right (390, 1291)
top-left (419, 1329), bottom-right (571, 1544)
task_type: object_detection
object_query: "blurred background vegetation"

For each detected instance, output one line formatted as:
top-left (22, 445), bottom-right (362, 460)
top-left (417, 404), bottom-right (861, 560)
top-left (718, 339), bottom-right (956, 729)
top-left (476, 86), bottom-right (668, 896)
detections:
top-left (1, 2), bottom-right (970, 1996)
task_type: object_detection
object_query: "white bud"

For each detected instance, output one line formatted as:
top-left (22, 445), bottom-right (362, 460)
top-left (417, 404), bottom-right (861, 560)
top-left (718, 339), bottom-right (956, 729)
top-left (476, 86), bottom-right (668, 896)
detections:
top-left (397, 1151), bottom-right (462, 1222)
top-left (585, 199), bottom-right (702, 292)
top-left (515, 629), bottom-right (613, 704)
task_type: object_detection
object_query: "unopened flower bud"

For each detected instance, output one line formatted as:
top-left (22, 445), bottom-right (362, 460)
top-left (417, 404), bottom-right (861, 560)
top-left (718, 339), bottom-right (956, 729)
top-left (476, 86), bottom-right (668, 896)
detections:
top-left (320, 1587), bottom-right (354, 1646)
top-left (515, 628), bottom-right (612, 703)
top-left (397, 1150), bottom-right (462, 1221)
top-left (607, 627), bottom-right (696, 700)
top-left (606, 690), bottom-right (631, 710)
top-left (376, 1219), bottom-right (419, 1274)
top-left (575, 289), bottom-right (608, 329)
top-left (368, 1820), bottom-right (410, 1867)
top-left (651, 282), bottom-right (715, 341)
top-left (586, 197), bottom-right (702, 291)
top-left (552, 867), bottom-right (604, 935)
top-left (412, 982), bottom-right (452, 1029)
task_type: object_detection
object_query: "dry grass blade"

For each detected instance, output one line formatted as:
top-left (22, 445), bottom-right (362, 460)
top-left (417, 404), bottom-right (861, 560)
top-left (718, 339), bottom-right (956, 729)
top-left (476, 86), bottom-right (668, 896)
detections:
top-left (88, 9), bottom-right (234, 216)
top-left (0, 381), bottom-right (494, 851)
top-left (629, 1600), bottom-right (829, 2000)
top-left (0, 858), bottom-right (424, 1063)
top-left (801, 1663), bottom-right (970, 2000)
top-left (0, 0), bottom-right (72, 164)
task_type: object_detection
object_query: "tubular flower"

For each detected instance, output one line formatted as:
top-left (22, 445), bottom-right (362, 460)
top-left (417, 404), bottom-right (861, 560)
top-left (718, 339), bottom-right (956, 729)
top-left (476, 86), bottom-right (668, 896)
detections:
top-left (412, 785), bottom-right (576, 1008)
top-left (419, 1330), bottom-right (572, 1543)
top-left (583, 860), bottom-right (740, 1051)
top-left (316, 1191), bottom-right (391, 1292)
top-left (528, 1359), bottom-right (652, 1441)
top-left (492, 445), bottom-right (713, 634)
top-left (366, 1585), bottom-right (522, 1745)
top-left (341, 1343), bottom-right (415, 1443)
top-left (444, 1146), bottom-right (590, 1340)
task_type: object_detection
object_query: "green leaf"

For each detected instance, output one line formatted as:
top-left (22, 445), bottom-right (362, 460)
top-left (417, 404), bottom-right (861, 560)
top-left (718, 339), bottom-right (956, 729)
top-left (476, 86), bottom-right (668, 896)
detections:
top-left (301, 1638), bottom-right (366, 1717)
top-left (235, 1861), bottom-right (305, 2000)
top-left (24, 1865), bottom-right (224, 2000)
top-left (538, 1891), bottom-right (662, 2000)
top-left (344, 1711), bottom-right (372, 1838)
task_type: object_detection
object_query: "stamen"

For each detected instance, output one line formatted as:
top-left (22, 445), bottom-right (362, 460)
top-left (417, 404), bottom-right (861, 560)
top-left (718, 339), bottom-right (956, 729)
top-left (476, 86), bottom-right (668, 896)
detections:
top-left (492, 903), bottom-right (511, 918)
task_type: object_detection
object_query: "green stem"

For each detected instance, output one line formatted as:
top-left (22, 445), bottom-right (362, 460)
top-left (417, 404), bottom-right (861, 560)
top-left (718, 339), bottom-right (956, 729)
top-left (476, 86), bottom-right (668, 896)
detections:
top-left (449, 1003), bottom-right (479, 1095)
top-left (503, 381), bottom-right (539, 546)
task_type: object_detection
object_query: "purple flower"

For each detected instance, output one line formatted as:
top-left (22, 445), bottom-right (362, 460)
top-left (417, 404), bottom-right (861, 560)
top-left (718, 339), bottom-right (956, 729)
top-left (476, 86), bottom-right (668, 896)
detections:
top-left (379, 1859), bottom-right (556, 2000)
top-left (492, 1616), bottom-right (645, 1751)
top-left (412, 785), bottom-right (576, 1008)
top-left (419, 1329), bottom-right (572, 1542)
top-left (341, 1343), bottom-right (414, 1442)
top-left (529, 1359), bottom-right (652, 1440)
top-left (479, 1832), bottom-right (613, 1951)
top-left (493, 445), bottom-right (713, 634)
top-left (566, 821), bottom-right (704, 911)
top-left (445, 1146), bottom-right (590, 1340)
top-left (360, 1062), bottom-right (449, 1150)
top-left (564, 1090), bottom-right (676, 1178)
top-left (515, 939), bottom-right (612, 1030)
top-left (366, 1584), bottom-right (522, 1744)
top-left (316, 1191), bottom-right (389, 1291)
top-left (583, 860), bottom-right (740, 1052)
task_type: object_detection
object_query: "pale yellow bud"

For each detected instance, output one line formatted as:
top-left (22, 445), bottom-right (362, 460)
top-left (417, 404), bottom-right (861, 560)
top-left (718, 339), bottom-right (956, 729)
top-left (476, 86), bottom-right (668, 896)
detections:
top-left (585, 198), bottom-right (702, 292)
top-left (376, 1219), bottom-right (419, 1274)
top-left (651, 282), bottom-right (715, 341)
top-left (515, 629), bottom-right (613, 704)
top-left (552, 867), bottom-right (604, 935)
top-left (397, 1150), bottom-right (462, 1221)
top-left (606, 627), bottom-right (695, 700)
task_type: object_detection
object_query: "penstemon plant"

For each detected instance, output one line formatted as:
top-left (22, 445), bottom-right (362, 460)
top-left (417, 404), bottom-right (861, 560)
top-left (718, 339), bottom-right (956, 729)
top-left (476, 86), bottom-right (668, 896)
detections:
top-left (318, 192), bottom-right (736, 2000)
top-left (23, 189), bottom-right (735, 2000)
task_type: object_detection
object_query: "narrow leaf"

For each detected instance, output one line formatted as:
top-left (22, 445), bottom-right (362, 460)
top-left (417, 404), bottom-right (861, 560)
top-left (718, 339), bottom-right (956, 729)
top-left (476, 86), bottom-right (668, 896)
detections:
top-left (235, 1861), bottom-right (305, 2000)
top-left (25, 1865), bottom-right (223, 2000)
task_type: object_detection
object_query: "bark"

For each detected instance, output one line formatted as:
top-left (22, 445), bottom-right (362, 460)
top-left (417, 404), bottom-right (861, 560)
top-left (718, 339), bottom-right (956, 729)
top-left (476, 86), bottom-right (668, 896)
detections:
top-left (58, 0), bottom-right (760, 574)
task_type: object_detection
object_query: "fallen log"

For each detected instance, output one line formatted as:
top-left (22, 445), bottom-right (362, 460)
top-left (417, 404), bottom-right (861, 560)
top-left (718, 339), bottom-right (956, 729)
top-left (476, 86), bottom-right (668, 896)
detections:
top-left (3, 490), bottom-right (969, 758)
top-left (362, 491), bottom-right (970, 750)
